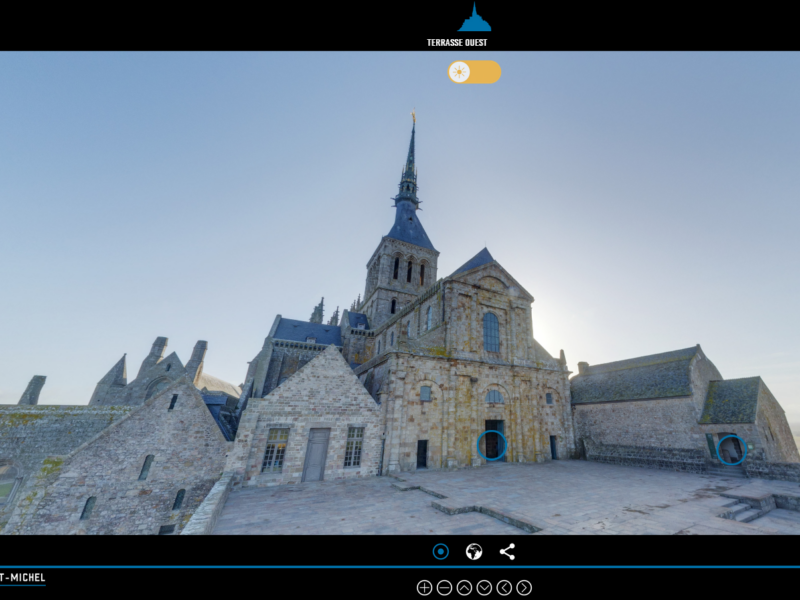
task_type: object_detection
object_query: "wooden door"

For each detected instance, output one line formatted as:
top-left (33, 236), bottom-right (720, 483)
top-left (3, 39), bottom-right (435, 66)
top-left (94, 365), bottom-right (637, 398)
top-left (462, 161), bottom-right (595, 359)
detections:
top-left (302, 428), bottom-right (331, 482)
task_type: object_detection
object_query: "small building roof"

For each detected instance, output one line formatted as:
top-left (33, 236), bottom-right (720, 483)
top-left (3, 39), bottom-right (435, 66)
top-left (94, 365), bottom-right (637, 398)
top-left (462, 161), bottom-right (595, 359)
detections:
top-left (195, 372), bottom-right (242, 400)
top-left (451, 248), bottom-right (495, 276)
top-left (571, 346), bottom-right (700, 404)
top-left (348, 312), bottom-right (370, 329)
top-left (699, 377), bottom-right (761, 424)
top-left (273, 318), bottom-right (343, 346)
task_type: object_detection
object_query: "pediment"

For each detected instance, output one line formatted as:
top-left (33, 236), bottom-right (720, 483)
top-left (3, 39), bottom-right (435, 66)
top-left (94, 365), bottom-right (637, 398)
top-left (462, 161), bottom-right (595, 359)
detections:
top-left (450, 262), bottom-right (533, 301)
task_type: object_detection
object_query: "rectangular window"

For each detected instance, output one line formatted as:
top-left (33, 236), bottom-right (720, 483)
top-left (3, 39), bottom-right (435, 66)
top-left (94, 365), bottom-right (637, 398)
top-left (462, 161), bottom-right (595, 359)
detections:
top-left (158, 525), bottom-right (176, 535)
top-left (546, 393), bottom-right (553, 405)
top-left (420, 386), bottom-right (431, 402)
top-left (262, 428), bottom-right (289, 473)
top-left (168, 394), bottom-right (178, 411)
top-left (344, 427), bottom-right (364, 468)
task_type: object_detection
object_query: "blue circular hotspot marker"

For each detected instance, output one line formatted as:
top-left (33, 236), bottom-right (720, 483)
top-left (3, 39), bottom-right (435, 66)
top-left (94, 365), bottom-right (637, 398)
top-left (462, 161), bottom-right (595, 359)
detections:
top-left (476, 430), bottom-right (508, 461)
top-left (433, 543), bottom-right (449, 560)
top-left (716, 434), bottom-right (748, 466)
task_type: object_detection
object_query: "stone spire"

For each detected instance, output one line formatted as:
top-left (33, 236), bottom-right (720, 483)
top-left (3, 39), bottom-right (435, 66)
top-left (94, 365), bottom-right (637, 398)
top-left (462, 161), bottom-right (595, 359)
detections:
top-left (385, 115), bottom-right (435, 251)
top-left (327, 306), bottom-right (340, 326)
top-left (395, 113), bottom-right (419, 207)
top-left (310, 297), bottom-right (324, 324)
top-left (18, 375), bottom-right (46, 405)
top-left (88, 355), bottom-right (128, 405)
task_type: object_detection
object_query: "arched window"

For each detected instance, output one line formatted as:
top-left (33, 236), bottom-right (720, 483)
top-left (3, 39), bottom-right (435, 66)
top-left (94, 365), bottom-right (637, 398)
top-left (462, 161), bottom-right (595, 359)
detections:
top-left (391, 299), bottom-right (396, 314)
top-left (390, 332), bottom-right (394, 346)
top-left (420, 263), bottom-right (425, 286)
top-left (426, 306), bottom-right (432, 330)
top-left (483, 313), bottom-right (500, 352)
top-left (406, 261), bottom-right (413, 282)
top-left (145, 378), bottom-right (169, 400)
top-left (172, 489), bottom-right (186, 511)
top-left (486, 390), bottom-right (504, 404)
top-left (393, 257), bottom-right (399, 279)
top-left (80, 496), bottom-right (96, 520)
top-left (0, 465), bottom-right (21, 505)
top-left (407, 321), bottom-right (411, 337)
top-left (138, 455), bottom-right (155, 481)
top-left (165, 363), bottom-right (171, 371)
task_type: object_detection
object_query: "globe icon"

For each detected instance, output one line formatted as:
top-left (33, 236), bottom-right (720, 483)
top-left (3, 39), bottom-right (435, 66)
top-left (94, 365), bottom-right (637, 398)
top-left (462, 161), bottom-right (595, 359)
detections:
top-left (466, 543), bottom-right (483, 560)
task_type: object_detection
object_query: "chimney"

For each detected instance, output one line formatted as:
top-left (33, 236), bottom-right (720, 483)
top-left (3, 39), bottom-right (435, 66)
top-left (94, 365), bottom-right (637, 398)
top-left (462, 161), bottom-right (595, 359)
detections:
top-left (185, 340), bottom-right (208, 384)
top-left (138, 336), bottom-right (168, 377)
top-left (577, 362), bottom-right (589, 376)
top-left (18, 375), bottom-right (46, 405)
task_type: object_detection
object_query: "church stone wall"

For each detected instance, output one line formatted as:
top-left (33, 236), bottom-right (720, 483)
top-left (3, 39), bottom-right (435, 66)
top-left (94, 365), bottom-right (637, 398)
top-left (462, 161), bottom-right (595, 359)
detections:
top-left (0, 405), bottom-right (132, 531)
top-left (3, 380), bottom-right (228, 535)
top-left (381, 352), bottom-right (574, 474)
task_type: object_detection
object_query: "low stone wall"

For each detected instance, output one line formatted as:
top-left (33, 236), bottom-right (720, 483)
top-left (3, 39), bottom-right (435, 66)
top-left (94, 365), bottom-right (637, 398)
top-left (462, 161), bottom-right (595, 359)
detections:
top-left (584, 439), bottom-right (707, 474)
top-left (743, 459), bottom-right (800, 483)
top-left (181, 472), bottom-right (234, 535)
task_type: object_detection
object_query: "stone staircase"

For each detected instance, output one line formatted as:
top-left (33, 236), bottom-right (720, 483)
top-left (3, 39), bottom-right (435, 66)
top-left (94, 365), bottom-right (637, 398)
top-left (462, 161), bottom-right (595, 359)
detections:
top-left (722, 501), bottom-right (762, 523)
top-left (707, 464), bottom-right (747, 478)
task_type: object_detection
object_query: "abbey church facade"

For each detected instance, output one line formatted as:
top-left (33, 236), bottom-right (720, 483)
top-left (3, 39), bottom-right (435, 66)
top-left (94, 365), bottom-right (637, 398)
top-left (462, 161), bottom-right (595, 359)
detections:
top-left (2, 119), bottom-right (798, 534)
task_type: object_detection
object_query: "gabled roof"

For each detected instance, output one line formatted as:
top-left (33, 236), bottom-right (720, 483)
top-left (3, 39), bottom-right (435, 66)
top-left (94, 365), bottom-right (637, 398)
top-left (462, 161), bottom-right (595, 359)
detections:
top-left (273, 318), bottom-right (343, 346)
top-left (386, 200), bottom-right (436, 251)
top-left (451, 247), bottom-right (495, 276)
top-left (571, 346), bottom-right (700, 404)
top-left (699, 377), bottom-right (761, 424)
top-left (348, 312), bottom-right (370, 329)
top-left (447, 248), bottom-right (533, 300)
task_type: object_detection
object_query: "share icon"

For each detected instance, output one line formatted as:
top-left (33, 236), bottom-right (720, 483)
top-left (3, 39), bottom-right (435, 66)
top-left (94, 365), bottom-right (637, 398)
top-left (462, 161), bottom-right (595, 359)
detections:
top-left (500, 543), bottom-right (515, 560)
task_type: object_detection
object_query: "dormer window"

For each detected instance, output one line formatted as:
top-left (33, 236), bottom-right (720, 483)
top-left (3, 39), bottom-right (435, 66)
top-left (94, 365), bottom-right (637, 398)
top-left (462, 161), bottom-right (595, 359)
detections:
top-left (357, 323), bottom-right (365, 330)
top-left (306, 337), bottom-right (316, 343)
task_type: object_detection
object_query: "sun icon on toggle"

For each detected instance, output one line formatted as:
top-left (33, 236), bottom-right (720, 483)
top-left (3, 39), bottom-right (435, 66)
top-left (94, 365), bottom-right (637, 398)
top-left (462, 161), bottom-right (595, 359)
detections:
top-left (449, 61), bottom-right (470, 82)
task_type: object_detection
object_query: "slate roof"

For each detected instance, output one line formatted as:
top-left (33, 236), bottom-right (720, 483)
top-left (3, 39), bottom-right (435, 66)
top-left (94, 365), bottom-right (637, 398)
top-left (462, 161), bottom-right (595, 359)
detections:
top-left (699, 377), bottom-right (761, 424)
top-left (451, 248), bottom-right (495, 276)
top-left (273, 318), bottom-right (343, 346)
top-left (201, 393), bottom-right (237, 441)
top-left (570, 346), bottom-right (700, 404)
top-left (348, 312), bottom-right (370, 329)
top-left (386, 200), bottom-right (436, 251)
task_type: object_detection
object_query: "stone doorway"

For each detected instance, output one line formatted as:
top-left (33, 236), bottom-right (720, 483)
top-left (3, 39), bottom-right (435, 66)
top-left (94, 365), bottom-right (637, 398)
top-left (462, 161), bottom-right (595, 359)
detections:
top-left (484, 420), bottom-right (506, 462)
top-left (417, 440), bottom-right (428, 469)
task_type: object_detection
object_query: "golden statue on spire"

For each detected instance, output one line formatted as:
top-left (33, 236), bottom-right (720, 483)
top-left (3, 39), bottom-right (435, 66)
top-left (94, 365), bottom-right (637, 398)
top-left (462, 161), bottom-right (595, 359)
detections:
top-left (411, 109), bottom-right (416, 124)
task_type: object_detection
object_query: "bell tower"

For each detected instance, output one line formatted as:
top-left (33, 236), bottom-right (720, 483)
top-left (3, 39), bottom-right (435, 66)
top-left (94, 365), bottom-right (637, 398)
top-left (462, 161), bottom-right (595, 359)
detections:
top-left (361, 113), bottom-right (439, 328)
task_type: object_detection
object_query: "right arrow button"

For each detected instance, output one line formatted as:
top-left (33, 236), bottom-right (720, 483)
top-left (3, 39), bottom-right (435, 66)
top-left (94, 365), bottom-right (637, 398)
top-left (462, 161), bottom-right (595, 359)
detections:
top-left (517, 580), bottom-right (532, 596)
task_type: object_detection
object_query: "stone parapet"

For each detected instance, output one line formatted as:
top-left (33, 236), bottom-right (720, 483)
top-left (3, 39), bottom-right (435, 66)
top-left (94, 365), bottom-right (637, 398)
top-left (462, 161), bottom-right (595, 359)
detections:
top-left (181, 472), bottom-right (234, 535)
top-left (743, 459), bottom-right (800, 483)
top-left (584, 439), bottom-right (708, 474)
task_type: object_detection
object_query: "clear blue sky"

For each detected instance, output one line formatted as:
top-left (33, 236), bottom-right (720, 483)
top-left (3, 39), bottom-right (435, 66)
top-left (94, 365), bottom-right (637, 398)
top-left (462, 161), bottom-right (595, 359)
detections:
top-left (1, 52), bottom-right (798, 428)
